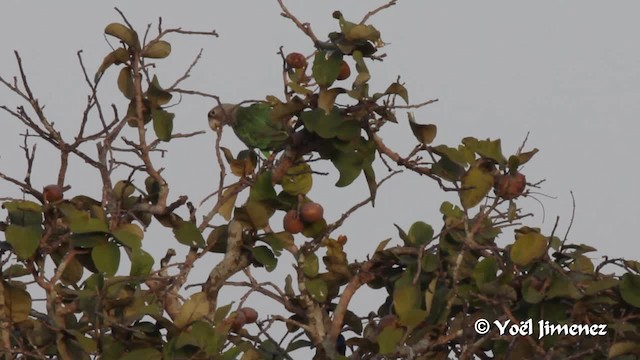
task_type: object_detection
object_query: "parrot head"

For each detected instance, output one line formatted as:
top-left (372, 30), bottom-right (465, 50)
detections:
top-left (207, 103), bottom-right (237, 131)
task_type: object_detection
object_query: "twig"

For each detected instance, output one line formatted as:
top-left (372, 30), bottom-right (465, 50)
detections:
top-left (360, 0), bottom-right (398, 24)
top-left (561, 191), bottom-right (576, 248)
top-left (168, 49), bottom-right (205, 90)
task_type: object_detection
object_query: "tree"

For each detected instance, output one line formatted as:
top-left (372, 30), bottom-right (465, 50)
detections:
top-left (1, 2), bottom-right (640, 359)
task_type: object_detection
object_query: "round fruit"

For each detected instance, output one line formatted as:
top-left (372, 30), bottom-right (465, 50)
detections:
top-left (300, 202), bottom-right (324, 223)
top-left (283, 210), bottom-right (305, 234)
top-left (43, 184), bottom-right (64, 202)
top-left (239, 307), bottom-right (258, 323)
top-left (495, 172), bottom-right (526, 200)
top-left (285, 52), bottom-right (307, 69)
top-left (336, 61), bottom-right (351, 80)
top-left (230, 311), bottom-right (247, 332)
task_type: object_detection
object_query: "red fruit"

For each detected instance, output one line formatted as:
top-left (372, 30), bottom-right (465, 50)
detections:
top-left (495, 172), bottom-right (526, 200)
top-left (239, 307), bottom-right (258, 324)
top-left (286, 52), bottom-right (307, 69)
top-left (336, 61), bottom-right (351, 80)
top-left (231, 311), bottom-right (247, 332)
top-left (43, 184), bottom-right (64, 202)
top-left (300, 202), bottom-right (324, 223)
top-left (283, 210), bottom-right (305, 234)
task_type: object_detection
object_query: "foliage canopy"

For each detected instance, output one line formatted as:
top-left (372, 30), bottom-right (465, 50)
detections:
top-left (1, 2), bottom-right (640, 359)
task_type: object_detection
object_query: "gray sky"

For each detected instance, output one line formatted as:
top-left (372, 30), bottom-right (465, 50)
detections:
top-left (2, 0), bottom-right (640, 354)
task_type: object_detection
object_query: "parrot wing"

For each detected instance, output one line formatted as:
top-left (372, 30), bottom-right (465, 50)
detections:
top-left (234, 103), bottom-right (289, 150)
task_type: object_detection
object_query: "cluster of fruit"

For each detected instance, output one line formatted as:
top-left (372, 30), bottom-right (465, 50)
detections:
top-left (285, 52), bottom-right (351, 81)
top-left (283, 202), bottom-right (324, 234)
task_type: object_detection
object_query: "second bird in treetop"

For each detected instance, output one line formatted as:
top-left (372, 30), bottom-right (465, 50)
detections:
top-left (207, 103), bottom-right (289, 151)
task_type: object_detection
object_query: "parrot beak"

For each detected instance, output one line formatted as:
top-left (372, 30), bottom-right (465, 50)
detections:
top-left (207, 103), bottom-right (237, 131)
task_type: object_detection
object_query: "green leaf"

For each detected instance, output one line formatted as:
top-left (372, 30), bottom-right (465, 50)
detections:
top-left (510, 229), bottom-right (547, 266)
top-left (3, 285), bottom-right (32, 322)
top-left (300, 108), bottom-right (360, 141)
top-left (92, 241), bottom-right (120, 276)
top-left (143, 40), bottom-right (172, 59)
top-left (3, 200), bottom-right (43, 226)
top-left (117, 67), bottom-right (134, 99)
top-left (113, 223), bottom-right (143, 249)
top-left (113, 180), bottom-right (135, 200)
top-left (462, 137), bottom-right (507, 165)
top-left (121, 348), bottom-right (162, 360)
top-left (385, 82), bottom-right (409, 104)
top-left (312, 50), bottom-right (343, 87)
top-left (344, 23), bottom-right (380, 43)
top-left (175, 292), bottom-right (210, 328)
top-left (408, 112), bottom-right (437, 145)
top-left (460, 166), bottom-right (494, 209)
top-left (609, 341), bottom-right (640, 358)
top-left (363, 163), bottom-right (377, 206)
top-left (517, 148), bottom-right (539, 166)
top-left (5, 224), bottom-right (41, 259)
top-left (173, 220), bottom-right (205, 248)
top-left (351, 50), bottom-right (371, 87)
top-left (2, 264), bottom-right (30, 278)
top-left (393, 285), bottom-right (420, 319)
top-left (318, 87), bottom-right (346, 114)
top-left (214, 303), bottom-right (233, 324)
top-left (399, 308), bottom-right (427, 329)
top-left (281, 163), bottom-right (313, 196)
top-left (301, 218), bottom-right (327, 238)
top-left (104, 23), bottom-right (139, 49)
top-left (472, 257), bottom-right (498, 286)
top-left (431, 145), bottom-right (475, 167)
top-left (151, 108), bottom-right (174, 142)
top-left (302, 253), bottom-right (319, 278)
top-left (584, 277), bottom-right (619, 295)
top-left (147, 75), bottom-right (172, 107)
top-left (130, 248), bottom-right (154, 276)
top-left (58, 202), bottom-right (109, 234)
top-left (252, 246), bottom-right (277, 272)
top-left (377, 326), bottom-right (403, 355)
top-left (249, 171), bottom-right (277, 202)
top-left (330, 137), bottom-right (375, 187)
top-left (408, 221), bottom-right (434, 247)
top-left (305, 278), bottom-right (328, 303)
top-left (95, 48), bottom-right (129, 82)
top-left (620, 273), bottom-right (640, 308)
top-left (245, 200), bottom-right (273, 229)
top-left (521, 277), bottom-right (545, 304)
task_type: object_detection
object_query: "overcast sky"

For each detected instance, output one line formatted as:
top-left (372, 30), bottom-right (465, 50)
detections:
top-left (2, 0), bottom-right (640, 353)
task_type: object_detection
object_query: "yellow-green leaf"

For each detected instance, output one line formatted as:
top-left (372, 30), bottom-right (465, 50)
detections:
top-left (4, 285), bottom-right (31, 322)
top-left (92, 241), bottom-right (120, 276)
top-left (318, 87), bottom-right (345, 114)
top-left (175, 292), bottom-right (210, 328)
top-left (95, 48), bottom-right (129, 82)
top-left (117, 67), bottom-right (134, 99)
top-left (142, 40), bottom-right (171, 59)
top-left (281, 163), bottom-right (313, 196)
top-left (460, 167), bottom-right (494, 209)
top-left (385, 82), bottom-right (409, 104)
top-left (620, 273), bottom-right (640, 308)
top-left (5, 224), bottom-right (41, 260)
top-left (510, 230), bottom-right (547, 266)
top-left (408, 113), bottom-right (436, 145)
top-left (104, 23), bottom-right (139, 49)
top-left (218, 187), bottom-right (239, 221)
top-left (113, 223), bottom-right (144, 249)
top-left (151, 108), bottom-right (174, 142)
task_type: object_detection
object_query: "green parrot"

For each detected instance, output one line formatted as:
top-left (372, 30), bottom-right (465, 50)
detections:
top-left (207, 103), bottom-right (289, 151)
